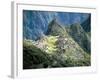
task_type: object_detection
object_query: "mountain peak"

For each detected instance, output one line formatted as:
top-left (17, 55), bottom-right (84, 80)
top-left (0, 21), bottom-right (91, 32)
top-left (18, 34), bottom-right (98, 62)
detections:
top-left (70, 23), bottom-right (85, 34)
top-left (46, 19), bottom-right (67, 37)
top-left (49, 18), bottom-right (61, 27)
top-left (67, 23), bottom-right (90, 53)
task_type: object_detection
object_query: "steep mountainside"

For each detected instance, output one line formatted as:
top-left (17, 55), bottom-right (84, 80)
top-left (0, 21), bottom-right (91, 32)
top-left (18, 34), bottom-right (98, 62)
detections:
top-left (23, 19), bottom-right (91, 69)
top-left (66, 23), bottom-right (90, 53)
top-left (47, 19), bottom-right (67, 37)
top-left (81, 15), bottom-right (91, 32)
top-left (23, 10), bottom-right (90, 40)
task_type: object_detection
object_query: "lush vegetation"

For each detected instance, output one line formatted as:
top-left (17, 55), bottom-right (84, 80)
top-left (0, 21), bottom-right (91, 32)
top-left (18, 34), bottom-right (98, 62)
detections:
top-left (23, 19), bottom-right (91, 69)
top-left (23, 36), bottom-right (90, 69)
top-left (67, 23), bottom-right (91, 53)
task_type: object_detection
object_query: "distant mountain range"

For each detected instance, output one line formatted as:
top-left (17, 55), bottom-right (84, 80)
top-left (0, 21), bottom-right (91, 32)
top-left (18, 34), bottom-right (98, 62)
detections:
top-left (23, 10), bottom-right (91, 40)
